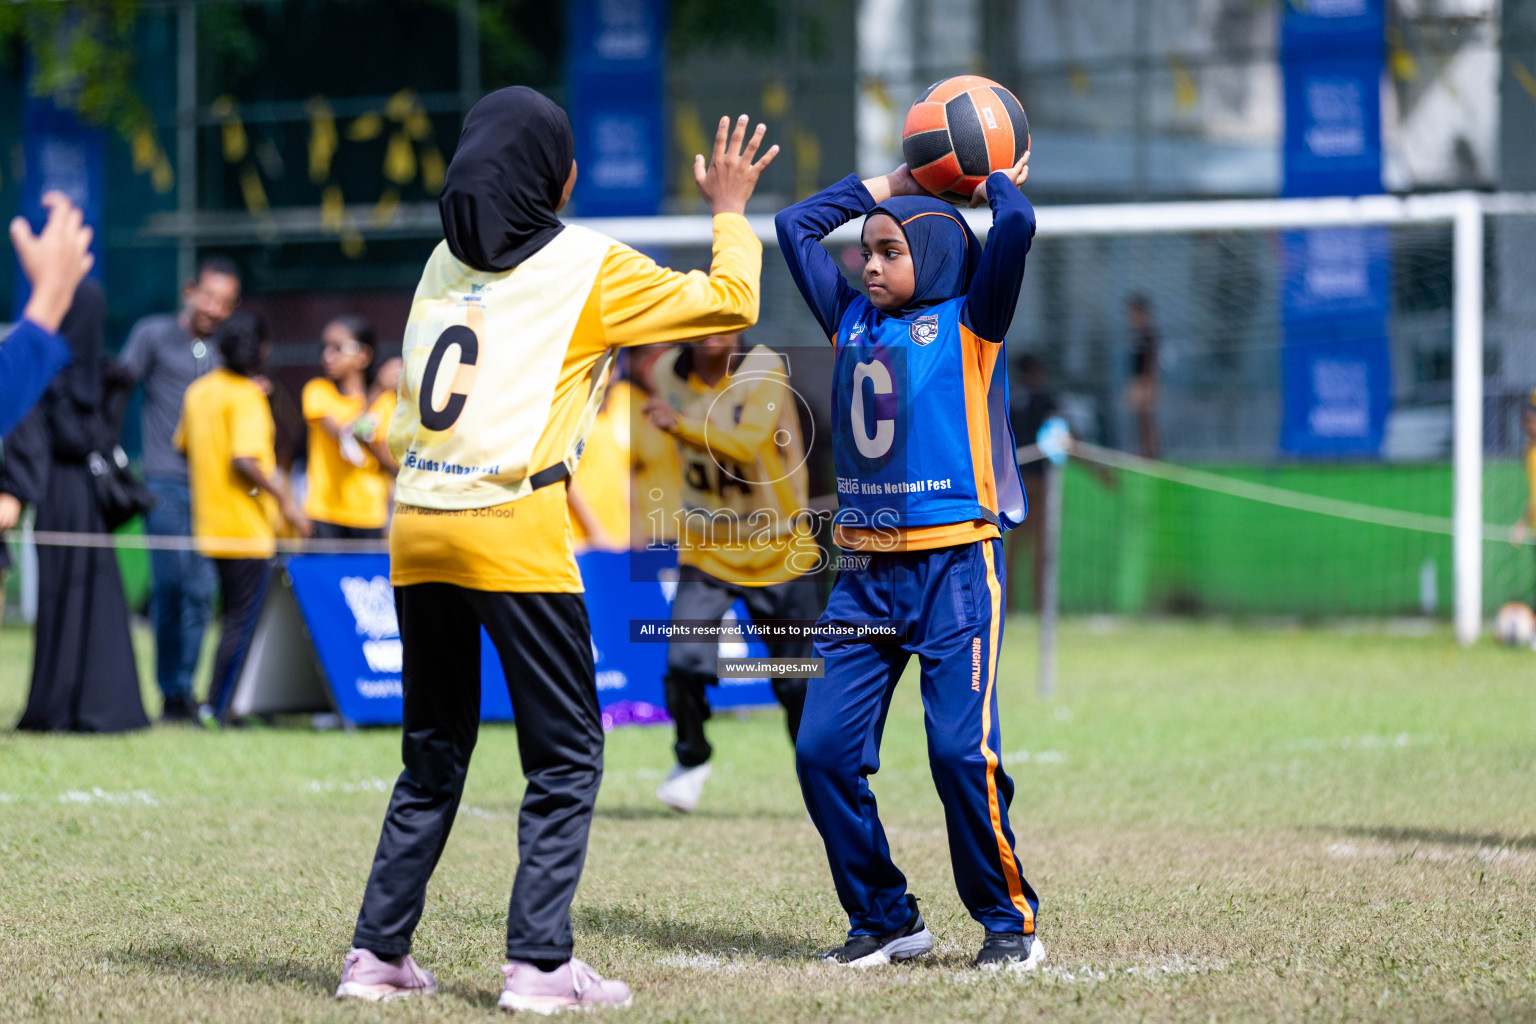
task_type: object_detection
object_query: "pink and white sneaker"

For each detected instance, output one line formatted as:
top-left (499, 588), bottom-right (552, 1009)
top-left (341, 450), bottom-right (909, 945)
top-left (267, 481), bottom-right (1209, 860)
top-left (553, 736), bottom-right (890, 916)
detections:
top-left (334, 947), bottom-right (438, 1002)
top-left (497, 958), bottom-right (632, 1014)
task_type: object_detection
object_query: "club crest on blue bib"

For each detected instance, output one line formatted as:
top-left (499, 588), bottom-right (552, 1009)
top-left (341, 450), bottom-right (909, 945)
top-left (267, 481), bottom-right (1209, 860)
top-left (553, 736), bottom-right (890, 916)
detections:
top-left (909, 315), bottom-right (939, 346)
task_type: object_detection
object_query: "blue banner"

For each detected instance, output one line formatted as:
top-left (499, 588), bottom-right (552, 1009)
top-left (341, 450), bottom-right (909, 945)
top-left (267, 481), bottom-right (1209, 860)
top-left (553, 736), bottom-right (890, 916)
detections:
top-left (14, 90), bottom-right (105, 316)
top-left (566, 0), bottom-right (666, 217)
top-left (284, 550), bottom-right (774, 727)
top-left (1280, 329), bottom-right (1393, 455)
top-left (1280, 0), bottom-right (1384, 198)
top-left (1278, 228), bottom-right (1393, 456)
top-left (1279, 1), bottom-right (1390, 456)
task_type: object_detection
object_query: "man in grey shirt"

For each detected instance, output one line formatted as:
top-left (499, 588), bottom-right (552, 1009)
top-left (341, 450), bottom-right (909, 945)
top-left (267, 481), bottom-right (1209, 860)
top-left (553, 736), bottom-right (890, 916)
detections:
top-left (118, 257), bottom-right (241, 721)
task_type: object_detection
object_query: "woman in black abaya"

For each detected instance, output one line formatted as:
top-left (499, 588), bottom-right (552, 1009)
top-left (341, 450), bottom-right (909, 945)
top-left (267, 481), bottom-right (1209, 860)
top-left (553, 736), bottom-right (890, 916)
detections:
top-left (0, 279), bottom-right (148, 732)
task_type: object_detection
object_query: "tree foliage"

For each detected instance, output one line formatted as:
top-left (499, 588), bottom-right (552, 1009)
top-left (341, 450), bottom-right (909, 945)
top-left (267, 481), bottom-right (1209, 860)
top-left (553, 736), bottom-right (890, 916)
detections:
top-left (0, 0), bottom-right (838, 140)
top-left (0, 0), bottom-right (150, 137)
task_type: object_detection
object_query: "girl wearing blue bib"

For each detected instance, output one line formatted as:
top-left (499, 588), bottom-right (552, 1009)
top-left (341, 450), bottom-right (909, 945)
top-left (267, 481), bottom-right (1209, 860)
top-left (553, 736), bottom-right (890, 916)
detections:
top-left (776, 156), bottom-right (1042, 970)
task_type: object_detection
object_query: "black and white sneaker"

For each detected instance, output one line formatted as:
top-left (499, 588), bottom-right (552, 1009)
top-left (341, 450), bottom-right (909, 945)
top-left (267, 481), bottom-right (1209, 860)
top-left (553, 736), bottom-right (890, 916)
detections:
top-left (974, 931), bottom-right (1045, 971)
top-left (821, 895), bottom-right (935, 968)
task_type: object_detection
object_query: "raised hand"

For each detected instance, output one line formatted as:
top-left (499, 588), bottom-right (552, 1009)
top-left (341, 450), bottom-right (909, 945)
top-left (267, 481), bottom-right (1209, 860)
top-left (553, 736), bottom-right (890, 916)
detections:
top-left (11, 191), bottom-right (94, 332)
top-left (968, 150), bottom-right (1030, 208)
top-left (860, 163), bottom-right (938, 204)
top-left (693, 114), bottom-right (780, 217)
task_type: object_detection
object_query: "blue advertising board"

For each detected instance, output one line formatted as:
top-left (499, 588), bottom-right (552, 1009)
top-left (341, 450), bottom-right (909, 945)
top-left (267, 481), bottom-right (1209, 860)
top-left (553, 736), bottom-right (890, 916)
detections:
top-left (566, 0), bottom-right (666, 217)
top-left (1280, 327), bottom-right (1393, 455)
top-left (1280, 0), bottom-right (1384, 198)
top-left (14, 90), bottom-right (105, 315)
top-left (1278, 228), bottom-right (1393, 456)
top-left (282, 549), bottom-right (774, 727)
top-left (1279, 0), bottom-right (1390, 457)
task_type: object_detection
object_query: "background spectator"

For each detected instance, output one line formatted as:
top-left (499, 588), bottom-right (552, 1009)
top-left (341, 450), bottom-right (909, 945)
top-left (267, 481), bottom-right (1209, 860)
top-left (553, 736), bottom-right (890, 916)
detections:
top-left (301, 316), bottom-right (397, 540)
top-left (177, 313), bottom-right (310, 725)
top-left (0, 280), bottom-right (148, 733)
top-left (1124, 294), bottom-right (1161, 459)
top-left (118, 257), bottom-right (241, 721)
top-left (0, 191), bottom-right (98, 639)
top-left (568, 373), bottom-right (634, 553)
top-left (1007, 353), bottom-right (1059, 612)
top-left (627, 345), bottom-right (681, 548)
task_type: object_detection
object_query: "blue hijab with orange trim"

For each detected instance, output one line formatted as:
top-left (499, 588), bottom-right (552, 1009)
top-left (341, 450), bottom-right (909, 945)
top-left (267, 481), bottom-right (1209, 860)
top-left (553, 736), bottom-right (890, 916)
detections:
top-left (867, 196), bottom-right (982, 319)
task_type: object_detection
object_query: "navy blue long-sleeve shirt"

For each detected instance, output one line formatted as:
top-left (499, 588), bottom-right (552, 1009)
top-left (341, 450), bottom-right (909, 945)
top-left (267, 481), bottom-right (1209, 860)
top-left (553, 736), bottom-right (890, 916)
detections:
top-left (774, 170), bottom-right (1036, 344)
top-left (0, 318), bottom-right (72, 438)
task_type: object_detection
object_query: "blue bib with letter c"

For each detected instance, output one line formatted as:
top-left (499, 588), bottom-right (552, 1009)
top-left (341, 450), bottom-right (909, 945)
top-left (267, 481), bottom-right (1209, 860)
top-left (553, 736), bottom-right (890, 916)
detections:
top-left (831, 295), bottom-right (1027, 534)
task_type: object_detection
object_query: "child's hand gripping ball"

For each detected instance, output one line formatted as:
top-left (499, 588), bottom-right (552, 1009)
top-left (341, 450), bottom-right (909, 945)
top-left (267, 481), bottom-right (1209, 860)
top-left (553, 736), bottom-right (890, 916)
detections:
top-left (901, 75), bottom-right (1030, 202)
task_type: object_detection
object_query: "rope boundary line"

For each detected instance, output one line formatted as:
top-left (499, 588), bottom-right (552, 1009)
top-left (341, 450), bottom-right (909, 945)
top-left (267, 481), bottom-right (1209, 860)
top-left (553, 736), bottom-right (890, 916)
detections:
top-left (1, 443), bottom-right (1521, 550)
top-left (1062, 440), bottom-right (1517, 544)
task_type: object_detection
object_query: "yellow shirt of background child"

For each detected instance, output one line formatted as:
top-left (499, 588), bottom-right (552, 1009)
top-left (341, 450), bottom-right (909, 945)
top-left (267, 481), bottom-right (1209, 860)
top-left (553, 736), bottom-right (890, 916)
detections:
top-left (302, 378), bottom-right (395, 530)
top-left (175, 368), bottom-right (279, 559)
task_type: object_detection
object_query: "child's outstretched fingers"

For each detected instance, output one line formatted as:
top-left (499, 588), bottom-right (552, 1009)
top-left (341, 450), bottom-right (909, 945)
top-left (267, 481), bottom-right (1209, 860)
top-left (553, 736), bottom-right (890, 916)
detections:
top-left (693, 114), bottom-right (777, 216)
top-left (712, 115), bottom-right (730, 166)
top-left (740, 121), bottom-right (767, 167)
top-left (727, 113), bottom-right (750, 160)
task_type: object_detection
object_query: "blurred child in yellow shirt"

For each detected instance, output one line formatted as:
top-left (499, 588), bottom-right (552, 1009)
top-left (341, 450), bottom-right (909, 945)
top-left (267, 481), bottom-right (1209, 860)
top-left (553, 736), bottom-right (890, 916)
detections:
top-left (628, 345), bottom-right (682, 546)
top-left (176, 312), bottom-right (310, 724)
top-left (302, 317), bottom-right (398, 539)
top-left (567, 377), bottom-right (633, 552)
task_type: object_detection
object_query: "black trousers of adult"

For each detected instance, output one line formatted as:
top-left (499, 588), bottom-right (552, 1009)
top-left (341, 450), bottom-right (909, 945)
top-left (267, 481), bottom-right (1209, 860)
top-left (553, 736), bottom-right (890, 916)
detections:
top-left (352, 584), bottom-right (603, 962)
top-left (207, 557), bottom-right (273, 722)
top-left (664, 565), bottom-right (822, 768)
top-left (311, 521), bottom-right (385, 540)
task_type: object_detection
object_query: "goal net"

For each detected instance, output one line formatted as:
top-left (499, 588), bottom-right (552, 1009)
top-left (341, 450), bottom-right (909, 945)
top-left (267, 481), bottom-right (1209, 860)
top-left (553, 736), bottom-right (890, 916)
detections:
top-left (587, 193), bottom-right (1533, 643)
top-left (1003, 197), bottom-right (1536, 639)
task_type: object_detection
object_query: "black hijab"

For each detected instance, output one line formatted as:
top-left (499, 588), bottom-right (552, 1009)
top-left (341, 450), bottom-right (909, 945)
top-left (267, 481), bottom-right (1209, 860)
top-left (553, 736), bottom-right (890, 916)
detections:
top-left (49, 278), bottom-right (106, 459)
top-left (439, 86), bottom-right (574, 273)
top-left (865, 197), bottom-right (982, 320)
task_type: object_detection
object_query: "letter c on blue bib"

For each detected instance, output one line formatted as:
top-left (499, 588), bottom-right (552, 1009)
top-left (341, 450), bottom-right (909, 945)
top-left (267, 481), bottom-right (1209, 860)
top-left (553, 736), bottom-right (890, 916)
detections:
top-left (851, 359), bottom-right (895, 459)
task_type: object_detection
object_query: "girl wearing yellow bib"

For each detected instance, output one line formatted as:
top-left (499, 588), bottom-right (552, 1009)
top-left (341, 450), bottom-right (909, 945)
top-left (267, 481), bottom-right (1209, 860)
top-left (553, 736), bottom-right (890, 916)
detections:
top-left (301, 316), bottom-right (397, 539)
top-left (338, 88), bottom-right (778, 1011)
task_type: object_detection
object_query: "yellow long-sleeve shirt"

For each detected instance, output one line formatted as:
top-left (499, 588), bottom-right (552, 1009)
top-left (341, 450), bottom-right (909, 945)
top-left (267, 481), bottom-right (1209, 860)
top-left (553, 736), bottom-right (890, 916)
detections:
top-left (388, 214), bottom-right (761, 591)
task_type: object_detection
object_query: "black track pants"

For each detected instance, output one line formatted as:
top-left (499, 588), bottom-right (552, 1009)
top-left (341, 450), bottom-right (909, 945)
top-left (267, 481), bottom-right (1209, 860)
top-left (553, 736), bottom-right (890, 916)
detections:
top-left (664, 566), bottom-right (821, 768)
top-left (352, 584), bottom-right (603, 961)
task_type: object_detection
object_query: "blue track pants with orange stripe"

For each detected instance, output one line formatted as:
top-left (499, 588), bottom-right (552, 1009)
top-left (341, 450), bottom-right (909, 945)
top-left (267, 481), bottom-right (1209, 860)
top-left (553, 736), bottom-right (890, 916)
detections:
top-left (796, 537), bottom-right (1039, 936)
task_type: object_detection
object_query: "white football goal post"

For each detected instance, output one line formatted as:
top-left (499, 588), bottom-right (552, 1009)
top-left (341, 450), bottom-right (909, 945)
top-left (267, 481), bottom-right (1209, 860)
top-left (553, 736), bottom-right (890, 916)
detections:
top-left (566, 190), bottom-right (1536, 647)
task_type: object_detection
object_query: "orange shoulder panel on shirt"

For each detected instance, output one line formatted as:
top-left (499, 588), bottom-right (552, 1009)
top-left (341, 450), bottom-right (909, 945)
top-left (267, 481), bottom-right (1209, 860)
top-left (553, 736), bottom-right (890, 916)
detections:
top-left (959, 323), bottom-right (1000, 518)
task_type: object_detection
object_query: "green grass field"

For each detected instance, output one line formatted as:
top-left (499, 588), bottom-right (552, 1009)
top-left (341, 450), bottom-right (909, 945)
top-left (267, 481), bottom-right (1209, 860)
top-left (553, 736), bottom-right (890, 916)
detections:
top-left (1, 618), bottom-right (1533, 1023)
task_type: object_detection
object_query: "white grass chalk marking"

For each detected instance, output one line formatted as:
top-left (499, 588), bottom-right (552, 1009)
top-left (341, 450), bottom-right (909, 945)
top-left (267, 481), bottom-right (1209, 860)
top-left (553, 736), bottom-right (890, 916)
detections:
top-left (304, 778), bottom-right (391, 794)
top-left (1044, 957), bottom-right (1225, 984)
top-left (1000, 750), bottom-right (1065, 766)
top-left (1326, 840), bottom-right (1531, 867)
top-left (59, 792), bottom-right (158, 804)
top-left (885, 955), bottom-right (1223, 987)
top-left (1288, 733), bottom-right (1439, 752)
top-left (661, 952), bottom-right (800, 972)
